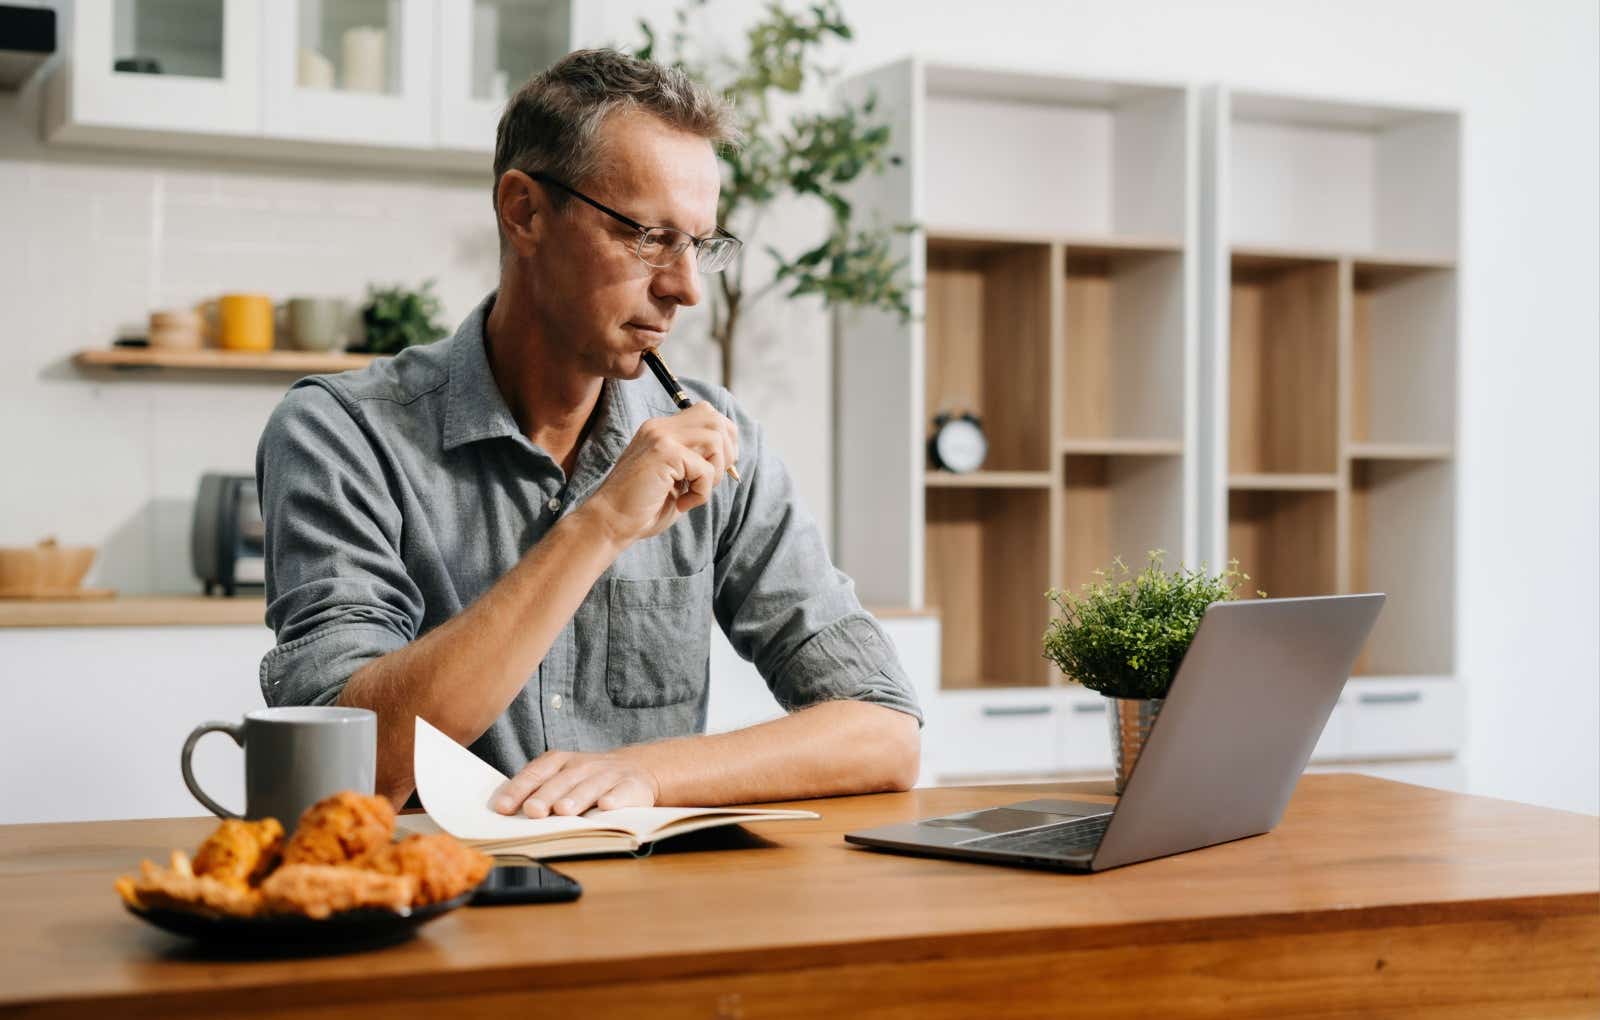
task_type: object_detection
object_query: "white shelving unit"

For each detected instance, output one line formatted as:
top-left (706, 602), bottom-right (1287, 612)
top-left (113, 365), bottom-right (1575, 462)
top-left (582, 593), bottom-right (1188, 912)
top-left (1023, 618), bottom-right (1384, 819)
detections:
top-left (834, 59), bottom-right (1198, 782)
top-left (1200, 86), bottom-right (1464, 777)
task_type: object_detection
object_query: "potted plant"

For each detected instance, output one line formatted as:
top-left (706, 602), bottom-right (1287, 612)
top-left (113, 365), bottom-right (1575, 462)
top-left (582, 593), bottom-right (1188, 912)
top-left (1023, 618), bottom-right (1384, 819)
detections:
top-left (355, 280), bottom-right (449, 356)
top-left (1042, 551), bottom-right (1261, 793)
top-left (633, 0), bottom-right (915, 388)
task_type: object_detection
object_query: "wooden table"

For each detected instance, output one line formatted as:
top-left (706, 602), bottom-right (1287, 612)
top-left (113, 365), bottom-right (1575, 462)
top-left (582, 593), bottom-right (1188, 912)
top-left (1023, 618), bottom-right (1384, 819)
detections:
top-left (1, 775), bottom-right (1595, 1018)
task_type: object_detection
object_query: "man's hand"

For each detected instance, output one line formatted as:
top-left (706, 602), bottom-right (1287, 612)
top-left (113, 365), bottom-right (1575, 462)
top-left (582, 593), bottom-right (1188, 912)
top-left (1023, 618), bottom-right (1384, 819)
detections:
top-left (493, 750), bottom-right (662, 818)
top-left (578, 402), bottom-right (738, 545)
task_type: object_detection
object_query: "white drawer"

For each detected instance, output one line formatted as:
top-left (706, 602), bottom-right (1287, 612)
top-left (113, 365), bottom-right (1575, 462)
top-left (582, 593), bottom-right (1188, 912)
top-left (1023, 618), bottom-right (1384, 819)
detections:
top-left (1058, 692), bottom-right (1113, 772)
top-left (1309, 697), bottom-right (1351, 762)
top-left (1344, 677), bottom-right (1464, 758)
top-left (932, 688), bottom-right (1067, 778)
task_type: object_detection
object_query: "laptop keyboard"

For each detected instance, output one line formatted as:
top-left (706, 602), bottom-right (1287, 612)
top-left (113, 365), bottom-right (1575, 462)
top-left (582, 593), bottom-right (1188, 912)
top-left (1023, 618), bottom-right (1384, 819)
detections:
top-left (960, 814), bottom-right (1111, 857)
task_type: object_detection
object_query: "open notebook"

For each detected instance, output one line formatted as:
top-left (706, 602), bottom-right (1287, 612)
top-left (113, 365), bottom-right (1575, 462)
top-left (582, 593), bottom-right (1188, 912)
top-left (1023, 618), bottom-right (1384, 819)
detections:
top-left (408, 717), bottom-right (819, 859)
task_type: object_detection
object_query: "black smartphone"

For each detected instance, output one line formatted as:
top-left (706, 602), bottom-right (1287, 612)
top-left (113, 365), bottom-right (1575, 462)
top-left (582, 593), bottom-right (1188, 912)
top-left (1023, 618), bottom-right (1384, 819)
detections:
top-left (470, 858), bottom-right (583, 905)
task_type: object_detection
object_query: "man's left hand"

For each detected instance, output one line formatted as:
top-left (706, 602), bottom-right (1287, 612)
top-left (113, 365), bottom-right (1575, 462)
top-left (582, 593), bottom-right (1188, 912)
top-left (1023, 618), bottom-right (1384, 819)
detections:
top-left (492, 750), bottom-right (661, 817)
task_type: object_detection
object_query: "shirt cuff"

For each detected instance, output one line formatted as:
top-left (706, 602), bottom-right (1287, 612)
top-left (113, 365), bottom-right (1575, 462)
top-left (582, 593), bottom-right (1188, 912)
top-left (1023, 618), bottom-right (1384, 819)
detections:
top-left (258, 622), bottom-right (408, 708)
top-left (769, 615), bottom-right (925, 726)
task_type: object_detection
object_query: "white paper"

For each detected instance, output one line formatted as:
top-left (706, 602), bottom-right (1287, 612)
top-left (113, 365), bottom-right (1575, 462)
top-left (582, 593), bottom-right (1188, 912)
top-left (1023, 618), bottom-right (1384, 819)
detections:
top-left (412, 717), bottom-right (818, 844)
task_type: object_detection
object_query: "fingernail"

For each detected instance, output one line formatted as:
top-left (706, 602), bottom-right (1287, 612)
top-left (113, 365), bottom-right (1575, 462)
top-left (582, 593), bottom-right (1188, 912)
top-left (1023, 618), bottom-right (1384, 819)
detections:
top-left (556, 799), bottom-right (574, 814)
top-left (494, 796), bottom-right (513, 813)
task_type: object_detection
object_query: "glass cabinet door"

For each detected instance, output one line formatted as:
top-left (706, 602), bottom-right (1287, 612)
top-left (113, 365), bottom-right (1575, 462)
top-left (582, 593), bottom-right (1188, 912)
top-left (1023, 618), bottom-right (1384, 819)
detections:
top-left (435, 0), bottom-right (573, 154)
top-left (261, 0), bottom-right (434, 147)
top-left (55, 0), bottom-right (261, 136)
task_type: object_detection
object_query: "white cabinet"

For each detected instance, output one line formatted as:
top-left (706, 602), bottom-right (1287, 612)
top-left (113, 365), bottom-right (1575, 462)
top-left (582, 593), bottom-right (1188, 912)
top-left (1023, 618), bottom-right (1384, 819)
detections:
top-left (47, 0), bottom-right (263, 140)
top-left (1342, 676), bottom-right (1465, 759)
top-left (261, 0), bottom-right (435, 147)
top-left (435, 0), bottom-right (573, 154)
top-left (928, 688), bottom-right (1116, 782)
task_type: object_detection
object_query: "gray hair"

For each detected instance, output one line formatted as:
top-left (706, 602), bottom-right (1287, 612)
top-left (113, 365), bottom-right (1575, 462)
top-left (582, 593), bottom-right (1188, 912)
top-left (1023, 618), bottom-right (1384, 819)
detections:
top-left (493, 48), bottom-right (738, 225)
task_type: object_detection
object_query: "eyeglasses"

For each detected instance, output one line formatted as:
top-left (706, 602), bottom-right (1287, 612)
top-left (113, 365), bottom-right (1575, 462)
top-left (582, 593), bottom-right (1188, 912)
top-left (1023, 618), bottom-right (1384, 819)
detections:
top-left (530, 172), bottom-right (742, 274)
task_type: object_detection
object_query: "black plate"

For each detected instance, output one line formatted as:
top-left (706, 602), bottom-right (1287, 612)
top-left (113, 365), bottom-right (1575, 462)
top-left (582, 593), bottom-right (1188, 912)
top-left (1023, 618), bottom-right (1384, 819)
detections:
top-left (125, 888), bottom-right (476, 953)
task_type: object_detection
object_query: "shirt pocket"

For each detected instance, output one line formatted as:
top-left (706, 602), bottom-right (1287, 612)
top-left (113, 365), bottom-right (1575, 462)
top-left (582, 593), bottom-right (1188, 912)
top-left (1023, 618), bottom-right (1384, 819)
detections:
top-left (605, 564), bottom-right (713, 708)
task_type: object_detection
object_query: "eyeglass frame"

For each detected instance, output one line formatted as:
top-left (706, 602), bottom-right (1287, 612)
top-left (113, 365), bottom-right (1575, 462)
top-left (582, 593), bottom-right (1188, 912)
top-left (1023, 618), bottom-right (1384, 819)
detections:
top-left (528, 171), bottom-right (742, 274)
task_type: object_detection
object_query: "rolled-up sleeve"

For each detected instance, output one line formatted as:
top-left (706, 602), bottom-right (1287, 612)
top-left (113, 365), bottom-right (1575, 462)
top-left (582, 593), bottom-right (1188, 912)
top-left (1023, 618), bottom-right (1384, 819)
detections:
top-left (708, 390), bottom-right (922, 726)
top-left (255, 381), bottom-right (422, 708)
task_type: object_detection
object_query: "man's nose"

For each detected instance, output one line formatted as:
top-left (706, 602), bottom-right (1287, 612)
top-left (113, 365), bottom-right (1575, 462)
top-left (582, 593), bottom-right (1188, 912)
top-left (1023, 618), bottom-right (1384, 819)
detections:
top-left (651, 248), bottom-right (703, 307)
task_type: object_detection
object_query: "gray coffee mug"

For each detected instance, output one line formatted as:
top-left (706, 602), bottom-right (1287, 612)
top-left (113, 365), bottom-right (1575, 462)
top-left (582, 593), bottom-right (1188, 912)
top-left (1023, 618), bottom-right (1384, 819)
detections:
top-left (285, 296), bottom-right (348, 352)
top-left (181, 706), bottom-right (376, 827)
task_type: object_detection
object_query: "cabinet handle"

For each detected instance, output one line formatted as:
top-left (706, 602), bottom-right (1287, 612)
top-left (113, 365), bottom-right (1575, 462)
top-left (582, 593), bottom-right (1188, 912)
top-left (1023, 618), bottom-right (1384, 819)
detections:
top-left (1359, 691), bottom-right (1422, 706)
top-left (1072, 702), bottom-right (1107, 714)
top-left (982, 705), bottom-right (1053, 718)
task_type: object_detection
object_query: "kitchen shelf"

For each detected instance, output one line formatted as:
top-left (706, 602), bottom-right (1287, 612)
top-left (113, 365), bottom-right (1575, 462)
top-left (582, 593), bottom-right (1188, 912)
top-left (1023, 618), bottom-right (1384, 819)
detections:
top-left (73, 348), bottom-right (382, 375)
top-left (0, 596), bottom-right (267, 629)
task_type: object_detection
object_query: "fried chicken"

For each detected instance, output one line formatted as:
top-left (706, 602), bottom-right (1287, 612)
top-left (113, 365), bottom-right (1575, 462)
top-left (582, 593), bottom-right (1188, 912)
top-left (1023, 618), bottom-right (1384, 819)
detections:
top-left (359, 833), bottom-right (493, 905)
top-left (192, 817), bottom-right (284, 890)
top-left (257, 864), bottom-right (417, 920)
top-left (115, 849), bottom-right (261, 918)
top-left (280, 791), bottom-right (396, 867)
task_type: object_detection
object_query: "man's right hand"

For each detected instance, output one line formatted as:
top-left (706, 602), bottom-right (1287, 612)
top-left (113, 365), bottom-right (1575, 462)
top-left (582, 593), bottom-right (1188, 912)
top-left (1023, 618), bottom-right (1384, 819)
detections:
top-left (578, 401), bottom-right (739, 546)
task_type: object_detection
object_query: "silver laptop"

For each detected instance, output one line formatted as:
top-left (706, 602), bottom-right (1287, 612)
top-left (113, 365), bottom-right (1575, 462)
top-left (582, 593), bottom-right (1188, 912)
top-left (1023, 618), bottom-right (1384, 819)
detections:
top-left (846, 594), bottom-right (1385, 872)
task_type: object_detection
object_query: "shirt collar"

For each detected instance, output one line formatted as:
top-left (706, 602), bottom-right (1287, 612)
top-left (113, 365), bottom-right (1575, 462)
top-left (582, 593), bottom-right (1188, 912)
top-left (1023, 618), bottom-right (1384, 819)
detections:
top-left (441, 291), bottom-right (641, 471)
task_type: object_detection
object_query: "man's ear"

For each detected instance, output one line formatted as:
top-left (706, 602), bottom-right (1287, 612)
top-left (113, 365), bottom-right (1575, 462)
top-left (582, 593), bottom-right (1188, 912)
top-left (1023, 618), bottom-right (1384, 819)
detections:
top-left (496, 169), bottom-right (541, 257)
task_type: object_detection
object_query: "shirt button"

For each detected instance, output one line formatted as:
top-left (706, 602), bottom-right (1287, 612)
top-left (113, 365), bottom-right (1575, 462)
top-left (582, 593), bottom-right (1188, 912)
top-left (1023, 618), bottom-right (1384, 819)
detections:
top-left (550, 694), bottom-right (563, 710)
top-left (546, 497), bottom-right (561, 512)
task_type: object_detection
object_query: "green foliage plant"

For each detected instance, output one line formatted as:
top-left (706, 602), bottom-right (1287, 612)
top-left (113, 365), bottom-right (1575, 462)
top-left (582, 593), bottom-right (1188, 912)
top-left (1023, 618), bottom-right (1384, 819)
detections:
top-left (1042, 551), bottom-right (1264, 701)
top-left (634, 0), bottom-right (915, 387)
top-left (359, 280), bottom-right (449, 355)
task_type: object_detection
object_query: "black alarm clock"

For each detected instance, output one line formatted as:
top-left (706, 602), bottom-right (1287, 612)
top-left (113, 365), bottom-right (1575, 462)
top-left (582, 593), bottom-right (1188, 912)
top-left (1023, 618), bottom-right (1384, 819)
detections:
top-left (928, 412), bottom-right (988, 473)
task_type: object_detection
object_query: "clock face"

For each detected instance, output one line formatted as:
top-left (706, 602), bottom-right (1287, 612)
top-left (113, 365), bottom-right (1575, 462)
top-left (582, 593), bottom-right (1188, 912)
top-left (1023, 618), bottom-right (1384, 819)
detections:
top-left (934, 417), bottom-right (988, 473)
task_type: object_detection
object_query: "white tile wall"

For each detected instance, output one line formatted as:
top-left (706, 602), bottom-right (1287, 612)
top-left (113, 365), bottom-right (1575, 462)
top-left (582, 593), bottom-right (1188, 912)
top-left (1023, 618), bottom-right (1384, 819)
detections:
top-left (0, 89), bottom-right (834, 594)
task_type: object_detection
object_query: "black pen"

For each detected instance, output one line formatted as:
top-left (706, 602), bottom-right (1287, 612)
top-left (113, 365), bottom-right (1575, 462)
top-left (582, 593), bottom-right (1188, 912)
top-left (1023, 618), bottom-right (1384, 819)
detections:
top-left (641, 347), bottom-right (741, 482)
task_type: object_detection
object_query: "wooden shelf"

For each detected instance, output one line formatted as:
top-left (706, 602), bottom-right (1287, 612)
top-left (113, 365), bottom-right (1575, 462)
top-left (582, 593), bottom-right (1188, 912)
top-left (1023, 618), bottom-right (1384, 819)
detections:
top-left (927, 227), bottom-right (1184, 253)
top-left (925, 471), bottom-right (1053, 489)
top-left (73, 348), bottom-right (382, 375)
top-left (1232, 244), bottom-right (1455, 270)
top-left (1229, 473), bottom-right (1341, 491)
top-left (0, 596), bottom-right (267, 629)
top-left (1346, 443), bottom-right (1453, 461)
top-left (1059, 437), bottom-right (1183, 456)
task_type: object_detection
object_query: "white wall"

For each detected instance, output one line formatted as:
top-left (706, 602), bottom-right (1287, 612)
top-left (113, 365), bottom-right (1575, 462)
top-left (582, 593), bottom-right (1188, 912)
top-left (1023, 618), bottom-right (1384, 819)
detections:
top-left (2, 1), bottom-right (1594, 814)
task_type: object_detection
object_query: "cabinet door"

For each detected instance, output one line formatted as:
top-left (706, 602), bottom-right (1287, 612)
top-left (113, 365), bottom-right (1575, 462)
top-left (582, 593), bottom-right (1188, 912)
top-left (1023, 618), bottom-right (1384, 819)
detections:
top-left (435, 0), bottom-right (572, 154)
top-left (58, 0), bottom-right (261, 136)
top-left (261, 0), bottom-right (434, 147)
top-left (1058, 692), bottom-right (1113, 772)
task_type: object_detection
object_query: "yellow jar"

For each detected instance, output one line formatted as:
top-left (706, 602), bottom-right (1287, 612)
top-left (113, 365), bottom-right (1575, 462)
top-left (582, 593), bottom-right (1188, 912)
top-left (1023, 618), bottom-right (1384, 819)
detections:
top-left (217, 293), bottom-right (274, 352)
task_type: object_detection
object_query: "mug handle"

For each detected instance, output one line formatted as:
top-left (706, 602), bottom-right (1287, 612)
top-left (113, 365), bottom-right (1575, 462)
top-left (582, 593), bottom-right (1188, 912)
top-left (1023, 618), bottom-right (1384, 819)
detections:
top-left (181, 721), bottom-right (244, 819)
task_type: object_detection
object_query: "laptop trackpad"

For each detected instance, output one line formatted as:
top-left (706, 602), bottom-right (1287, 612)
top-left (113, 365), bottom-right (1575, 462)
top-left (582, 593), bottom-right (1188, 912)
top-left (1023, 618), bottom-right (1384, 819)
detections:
top-left (922, 799), bottom-right (1111, 835)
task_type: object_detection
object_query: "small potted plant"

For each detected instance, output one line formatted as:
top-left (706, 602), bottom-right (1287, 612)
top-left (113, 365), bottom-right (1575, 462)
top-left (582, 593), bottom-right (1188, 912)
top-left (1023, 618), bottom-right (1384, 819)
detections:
top-left (1042, 551), bottom-right (1261, 793)
top-left (354, 280), bottom-right (448, 355)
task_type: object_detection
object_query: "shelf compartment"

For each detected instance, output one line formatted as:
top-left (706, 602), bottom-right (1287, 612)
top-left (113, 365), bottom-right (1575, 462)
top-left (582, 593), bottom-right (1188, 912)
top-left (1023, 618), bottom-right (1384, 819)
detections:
top-left (925, 238), bottom-right (1054, 473)
top-left (1062, 454), bottom-right (1184, 595)
top-left (1349, 459), bottom-right (1455, 676)
top-left (925, 471), bottom-right (1052, 490)
top-left (1229, 256), bottom-right (1340, 475)
top-left (923, 66), bottom-right (1187, 239)
top-left (1227, 92), bottom-right (1458, 257)
top-left (1063, 247), bottom-right (1185, 444)
top-left (1227, 489), bottom-right (1337, 599)
top-left (1349, 263), bottom-right (1456, 448)
top-left (925, 488), bottom-right (1052, 689)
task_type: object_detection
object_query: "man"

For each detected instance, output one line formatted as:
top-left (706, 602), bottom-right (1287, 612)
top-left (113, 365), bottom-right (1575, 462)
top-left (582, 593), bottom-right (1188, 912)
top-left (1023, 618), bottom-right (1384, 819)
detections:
top-left (256, 49), bottom-right (921, 819)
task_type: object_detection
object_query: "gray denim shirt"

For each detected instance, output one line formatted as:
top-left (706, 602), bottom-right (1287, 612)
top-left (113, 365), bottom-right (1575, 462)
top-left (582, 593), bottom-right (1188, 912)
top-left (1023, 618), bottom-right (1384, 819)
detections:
top-left (255, 292), bottom-right (920, 778)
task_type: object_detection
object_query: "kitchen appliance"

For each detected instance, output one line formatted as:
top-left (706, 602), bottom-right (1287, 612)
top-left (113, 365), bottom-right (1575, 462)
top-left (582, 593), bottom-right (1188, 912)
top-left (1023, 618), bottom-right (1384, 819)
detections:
top-left (192, 474), bottom-right (265, 596)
